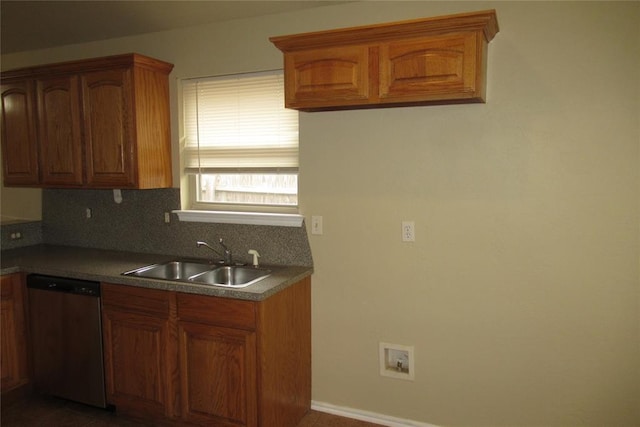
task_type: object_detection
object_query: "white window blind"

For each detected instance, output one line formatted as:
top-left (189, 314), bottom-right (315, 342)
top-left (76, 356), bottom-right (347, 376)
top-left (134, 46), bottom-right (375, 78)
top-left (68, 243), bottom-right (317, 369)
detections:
top-left (183, 70), bottom-right (298, 173)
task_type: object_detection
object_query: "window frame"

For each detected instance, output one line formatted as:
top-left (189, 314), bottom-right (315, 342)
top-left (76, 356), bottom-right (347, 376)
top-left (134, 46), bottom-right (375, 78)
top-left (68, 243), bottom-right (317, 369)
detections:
top-left (176, 69), bottom-right (303, 225)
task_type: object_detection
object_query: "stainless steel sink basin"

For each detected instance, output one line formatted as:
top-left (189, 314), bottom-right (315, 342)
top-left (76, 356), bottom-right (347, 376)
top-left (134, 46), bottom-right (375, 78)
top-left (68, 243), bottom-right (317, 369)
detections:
top-left (189, 266), bottom-right (272, 288)
top-left (123, 260), bottom-right (214, 281)
top-left (123, 261), bottom-right (271, 288)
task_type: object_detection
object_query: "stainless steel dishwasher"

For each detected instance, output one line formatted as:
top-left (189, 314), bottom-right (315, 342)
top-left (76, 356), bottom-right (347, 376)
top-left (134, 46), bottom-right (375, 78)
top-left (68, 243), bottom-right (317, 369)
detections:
top-left (27, 274), bottom-right (107, 408)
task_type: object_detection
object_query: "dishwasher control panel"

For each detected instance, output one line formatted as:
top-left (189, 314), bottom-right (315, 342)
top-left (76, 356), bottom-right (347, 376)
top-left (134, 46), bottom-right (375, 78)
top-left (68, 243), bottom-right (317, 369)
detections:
top-left (27, 274), bottom-right (101, 297)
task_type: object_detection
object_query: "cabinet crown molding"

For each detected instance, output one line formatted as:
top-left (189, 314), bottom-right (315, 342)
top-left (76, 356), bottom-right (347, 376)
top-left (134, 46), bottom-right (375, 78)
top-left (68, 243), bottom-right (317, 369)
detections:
top-left (269, 9), bottom-right (499, 51)
top-left (1, 53), bottom-right (174, 81)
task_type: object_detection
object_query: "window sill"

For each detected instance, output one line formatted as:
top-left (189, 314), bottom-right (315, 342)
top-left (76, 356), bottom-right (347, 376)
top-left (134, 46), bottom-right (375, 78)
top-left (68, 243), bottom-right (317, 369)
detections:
top-left (172, 210), bottom-right (304, 227)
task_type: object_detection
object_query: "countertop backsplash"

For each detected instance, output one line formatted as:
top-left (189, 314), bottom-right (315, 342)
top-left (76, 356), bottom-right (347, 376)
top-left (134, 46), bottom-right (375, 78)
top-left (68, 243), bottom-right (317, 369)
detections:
top-left (0, 220), bottom-right (43, 250)
top-left (38, 188), bottom-right (312, 267)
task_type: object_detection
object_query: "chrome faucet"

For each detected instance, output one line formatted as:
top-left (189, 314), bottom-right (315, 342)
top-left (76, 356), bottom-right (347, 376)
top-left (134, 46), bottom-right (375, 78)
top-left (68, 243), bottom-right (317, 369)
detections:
top-left (196, 238), bottom-right (233, 265)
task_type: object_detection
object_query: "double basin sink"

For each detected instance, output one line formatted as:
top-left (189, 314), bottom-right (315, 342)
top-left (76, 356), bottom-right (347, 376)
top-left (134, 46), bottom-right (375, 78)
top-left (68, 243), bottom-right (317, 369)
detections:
top-left (123, 260), bottom-right (271, 288)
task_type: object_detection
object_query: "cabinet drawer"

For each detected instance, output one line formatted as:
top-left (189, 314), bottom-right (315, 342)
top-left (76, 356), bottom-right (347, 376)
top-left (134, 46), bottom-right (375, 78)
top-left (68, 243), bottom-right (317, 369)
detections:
top-left (102, 283), bottom-right (172, 318)
top-left (177, 293), bottom-right (256, 330)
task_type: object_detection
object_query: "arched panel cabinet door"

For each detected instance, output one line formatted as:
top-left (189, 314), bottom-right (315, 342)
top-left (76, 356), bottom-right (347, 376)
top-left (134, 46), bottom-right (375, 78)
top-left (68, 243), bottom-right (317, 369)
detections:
top-left (379, 32), bottom-right (485, 103)
top-left (283, 45), bottom-right (371, 110)
top-left (36, 75), bottom-right (84, 186)
top-left (0, 81), bottom-right (39, 185)
top-left (81, 68), bottom-right (135, 188)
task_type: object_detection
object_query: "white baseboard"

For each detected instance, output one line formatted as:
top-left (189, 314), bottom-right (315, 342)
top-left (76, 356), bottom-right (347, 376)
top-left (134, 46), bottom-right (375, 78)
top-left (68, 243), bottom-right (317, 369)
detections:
top-left (311, 401), bottom-right (440, 427)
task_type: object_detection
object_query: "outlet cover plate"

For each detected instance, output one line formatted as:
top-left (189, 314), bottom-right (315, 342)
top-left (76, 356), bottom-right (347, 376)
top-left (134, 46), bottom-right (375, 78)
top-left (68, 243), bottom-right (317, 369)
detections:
top-left (379, 342), bottom-right (415, 381)
top-left (402, 221), bottom-right (415, 242)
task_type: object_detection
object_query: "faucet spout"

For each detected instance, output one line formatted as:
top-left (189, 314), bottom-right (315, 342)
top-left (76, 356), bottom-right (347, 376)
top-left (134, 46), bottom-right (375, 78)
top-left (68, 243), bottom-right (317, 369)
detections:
top-left (196, 241), bottom-right (221, 263)
top-left (197, 239), bottom-right (233, 265)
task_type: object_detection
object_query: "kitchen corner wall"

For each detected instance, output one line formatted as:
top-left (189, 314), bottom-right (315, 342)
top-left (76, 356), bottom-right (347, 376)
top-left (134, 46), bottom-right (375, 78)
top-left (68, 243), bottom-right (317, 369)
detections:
top-left (41, 188), bottom-right (312, 267)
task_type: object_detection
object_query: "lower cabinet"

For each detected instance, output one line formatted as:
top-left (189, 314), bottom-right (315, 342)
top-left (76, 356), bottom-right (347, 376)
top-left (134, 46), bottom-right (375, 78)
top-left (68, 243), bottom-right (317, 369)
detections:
top-left (101, 276), bottom-right (311, 427)
top-left (0, 273), bottom-right (29, 394)
top-left (101, 284), bottom-right (179, 421)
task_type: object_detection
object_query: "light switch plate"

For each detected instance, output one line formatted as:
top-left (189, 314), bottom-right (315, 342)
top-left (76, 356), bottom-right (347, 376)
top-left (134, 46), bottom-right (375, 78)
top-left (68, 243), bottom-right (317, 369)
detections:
top-left (311, 216), bottom-right (323, 235)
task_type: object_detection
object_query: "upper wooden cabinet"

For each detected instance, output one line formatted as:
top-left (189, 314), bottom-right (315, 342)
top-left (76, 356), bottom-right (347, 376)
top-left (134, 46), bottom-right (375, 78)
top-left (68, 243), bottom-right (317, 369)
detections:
top-left (1, 53), bottom-right (174, 188)
top-left (270, 10), bottom-right (499, 111)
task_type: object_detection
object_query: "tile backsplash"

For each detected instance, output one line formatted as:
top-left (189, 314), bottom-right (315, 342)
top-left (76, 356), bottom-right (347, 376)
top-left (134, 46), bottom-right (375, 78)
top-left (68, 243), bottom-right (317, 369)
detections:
top-left (33, 188), bottom-right (312, 266)
top-left (0, 220), bottom-right (43, 250)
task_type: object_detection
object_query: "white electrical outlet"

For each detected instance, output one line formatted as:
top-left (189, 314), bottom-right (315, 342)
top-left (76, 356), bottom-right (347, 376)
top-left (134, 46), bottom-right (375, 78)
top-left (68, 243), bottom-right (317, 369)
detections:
top-left (311, 216), bottom-right (323, 235)
top-left (402, 221), bottom-right (415, 242)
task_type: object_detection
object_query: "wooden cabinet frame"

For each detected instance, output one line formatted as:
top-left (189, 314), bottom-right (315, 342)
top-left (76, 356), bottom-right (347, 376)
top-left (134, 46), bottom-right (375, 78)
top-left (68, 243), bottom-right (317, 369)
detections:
top-left (270, 10), bottom-right (499, 111)
top-left (101, 277), bottom-right (311, 427)
top-left (1, 53), bottom-right (173, 189)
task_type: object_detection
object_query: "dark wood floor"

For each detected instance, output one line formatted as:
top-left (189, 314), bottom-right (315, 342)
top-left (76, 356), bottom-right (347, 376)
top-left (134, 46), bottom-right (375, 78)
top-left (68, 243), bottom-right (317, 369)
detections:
top-left (0, 393), bottom-right (384, 427)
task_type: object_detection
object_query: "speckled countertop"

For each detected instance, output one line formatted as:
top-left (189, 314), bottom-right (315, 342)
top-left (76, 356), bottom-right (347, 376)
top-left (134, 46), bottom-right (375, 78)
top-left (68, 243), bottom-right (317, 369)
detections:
top-left (0, 245), bottom-right (312, 301)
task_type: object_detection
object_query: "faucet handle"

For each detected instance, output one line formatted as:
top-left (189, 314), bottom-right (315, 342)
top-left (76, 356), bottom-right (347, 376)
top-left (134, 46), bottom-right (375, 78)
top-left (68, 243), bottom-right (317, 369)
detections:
top-left (217, 238), bottom-right (233, 265)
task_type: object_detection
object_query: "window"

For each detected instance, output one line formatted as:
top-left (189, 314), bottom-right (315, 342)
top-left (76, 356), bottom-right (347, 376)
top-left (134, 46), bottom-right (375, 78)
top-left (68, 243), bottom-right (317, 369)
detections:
top-left (182, 70), bottom-right (298, 213)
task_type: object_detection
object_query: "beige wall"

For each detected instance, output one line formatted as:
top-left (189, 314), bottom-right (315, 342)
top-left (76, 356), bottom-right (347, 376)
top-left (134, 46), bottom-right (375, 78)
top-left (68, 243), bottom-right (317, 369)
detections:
top-left (0, 152), bottom-right (42, 222)
top-left (2, 2), bottom-right (639, 425)
top-left (0, 185), bottom-right (41, 222)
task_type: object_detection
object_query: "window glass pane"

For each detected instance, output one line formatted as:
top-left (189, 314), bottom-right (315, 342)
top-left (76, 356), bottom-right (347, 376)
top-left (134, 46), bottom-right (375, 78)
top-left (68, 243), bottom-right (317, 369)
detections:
top-left (197, 173), bottom-right (298, 206)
